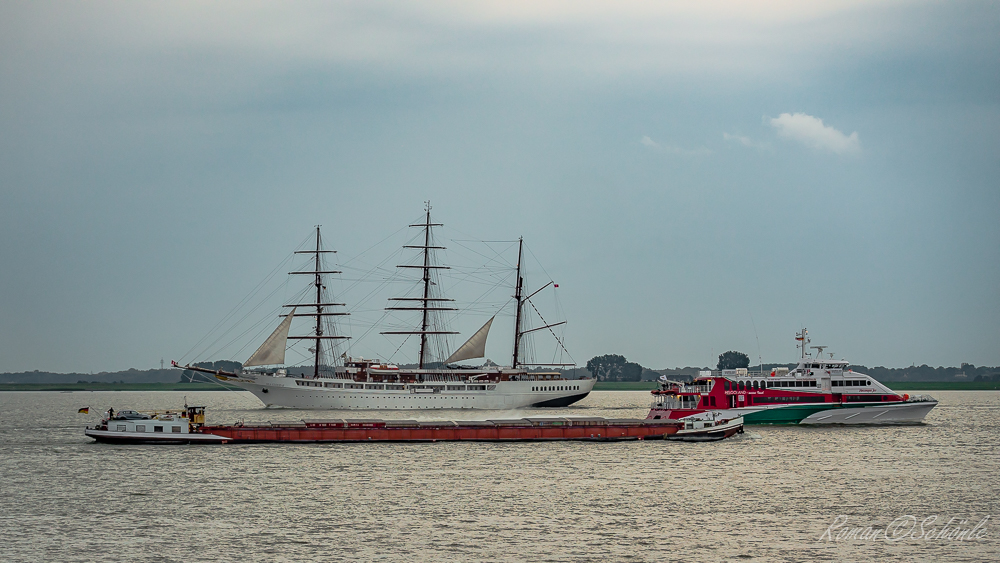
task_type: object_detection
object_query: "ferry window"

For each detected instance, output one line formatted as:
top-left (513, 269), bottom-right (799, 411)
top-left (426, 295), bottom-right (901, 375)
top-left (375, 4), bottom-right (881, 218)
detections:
top-left (866, 380), bottom-right (871, 386)
top-left (154, 426), bottom-right (163, 432)
top-left (172, 426), bottom-right (181, 433)
top-left (136, 425), bottom-right (145, 432)
top-left (117, 425), bottom-right (126, 432)
top-left (737, 381), bottom-right (744, 391)
top-left (724, 380), bottom-right (730, 391)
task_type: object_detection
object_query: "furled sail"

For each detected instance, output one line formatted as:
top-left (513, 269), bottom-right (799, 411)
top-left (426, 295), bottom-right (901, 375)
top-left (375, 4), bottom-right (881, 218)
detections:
top-left (444, 316), bottom-right (494, 365)
top-left (244, 308), bottom-right (296, 367)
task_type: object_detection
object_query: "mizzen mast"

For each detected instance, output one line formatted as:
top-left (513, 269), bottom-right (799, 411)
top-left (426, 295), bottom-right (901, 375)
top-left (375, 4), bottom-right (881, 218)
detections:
top-left (511, 237), bottom-right (571, 370)
top-left (381, 202), bottom-right (457, 368)
top-left (512, 237), bottom-right (525, 369)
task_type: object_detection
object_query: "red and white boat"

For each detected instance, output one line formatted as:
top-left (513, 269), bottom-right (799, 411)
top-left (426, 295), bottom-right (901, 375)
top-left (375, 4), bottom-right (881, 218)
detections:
top-left (647, 329), bottom-right (937, 425)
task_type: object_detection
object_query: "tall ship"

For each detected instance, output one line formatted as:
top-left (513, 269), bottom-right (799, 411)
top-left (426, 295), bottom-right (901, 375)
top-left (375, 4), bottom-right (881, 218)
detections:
top-left (177, 204), bottom-right (595, 409)
top-left (647, 329), bottom-right (937, 424)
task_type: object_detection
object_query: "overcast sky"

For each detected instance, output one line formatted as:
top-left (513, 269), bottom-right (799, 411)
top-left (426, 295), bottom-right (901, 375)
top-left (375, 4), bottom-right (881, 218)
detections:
top-left (1, 0), bottom-right (998, 373)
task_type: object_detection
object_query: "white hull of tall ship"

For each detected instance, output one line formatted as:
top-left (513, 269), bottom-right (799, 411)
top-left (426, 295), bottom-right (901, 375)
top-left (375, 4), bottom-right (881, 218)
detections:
top-left (218, 372), bottom-right (596, 410)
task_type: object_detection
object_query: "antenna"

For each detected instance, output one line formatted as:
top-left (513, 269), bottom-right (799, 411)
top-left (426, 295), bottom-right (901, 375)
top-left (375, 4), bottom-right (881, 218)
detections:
top-left (795, 328), bottom-right (810, 358)
top-left (810, 345), bottom-right (827, 359)
top-left (750, 315), bottom-right (762, 375)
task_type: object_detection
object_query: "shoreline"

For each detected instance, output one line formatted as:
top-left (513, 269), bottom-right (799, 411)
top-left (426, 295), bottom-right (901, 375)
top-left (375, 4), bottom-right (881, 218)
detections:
top-left (0, 383), bottom-right (243, 392)
top-left (1, 381), bottom-right (998, 392)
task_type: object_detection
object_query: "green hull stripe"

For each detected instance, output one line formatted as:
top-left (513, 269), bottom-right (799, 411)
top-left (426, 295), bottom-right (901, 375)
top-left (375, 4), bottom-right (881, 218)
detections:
top-left (742, 404), bottom-right (838, 424)
top-left (740, 402), bottom-right (896, 424)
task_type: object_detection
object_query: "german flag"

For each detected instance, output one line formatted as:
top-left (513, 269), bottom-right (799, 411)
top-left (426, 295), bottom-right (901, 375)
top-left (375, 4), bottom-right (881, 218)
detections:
top-left (78, 407), bottom-right (89, 414)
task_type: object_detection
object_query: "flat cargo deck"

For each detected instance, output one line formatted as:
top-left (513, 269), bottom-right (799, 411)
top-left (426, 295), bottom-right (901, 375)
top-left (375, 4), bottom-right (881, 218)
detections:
top-left (197, 416), bottom-right (683, 443)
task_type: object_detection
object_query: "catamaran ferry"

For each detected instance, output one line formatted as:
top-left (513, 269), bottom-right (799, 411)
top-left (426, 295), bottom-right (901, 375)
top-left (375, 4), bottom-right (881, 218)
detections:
top-left (647, 329), bottom-right (937, 424)
top-left (176, 204), bottom-right (594, 410)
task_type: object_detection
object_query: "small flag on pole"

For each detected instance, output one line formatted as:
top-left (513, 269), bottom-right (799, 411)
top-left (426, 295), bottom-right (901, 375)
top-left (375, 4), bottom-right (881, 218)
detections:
top-left (78, 407), bottom-right (90, 414)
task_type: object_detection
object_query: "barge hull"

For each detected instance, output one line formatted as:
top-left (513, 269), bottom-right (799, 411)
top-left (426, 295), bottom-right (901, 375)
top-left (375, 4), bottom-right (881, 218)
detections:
top-left (84, 428), bottom-right (230, 444)
top-left (197, 422), bottom-right (681, 443)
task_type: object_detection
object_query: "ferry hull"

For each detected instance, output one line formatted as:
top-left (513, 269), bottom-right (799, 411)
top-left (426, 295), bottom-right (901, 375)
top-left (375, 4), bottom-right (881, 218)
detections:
top-left (799, 401), bottom-right (938, 424)
top-left (648, 401), bottom-right (937, 425)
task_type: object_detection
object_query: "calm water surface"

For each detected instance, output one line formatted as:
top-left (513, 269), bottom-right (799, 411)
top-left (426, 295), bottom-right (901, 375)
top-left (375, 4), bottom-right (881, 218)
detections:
top-left (1, 390), bottom-right (997, 562)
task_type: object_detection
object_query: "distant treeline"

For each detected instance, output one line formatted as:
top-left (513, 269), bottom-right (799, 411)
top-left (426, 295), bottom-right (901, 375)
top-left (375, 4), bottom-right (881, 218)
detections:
top-left (0, 367), bottom-right (181, 385)
top-left (569, 356), bottom-right (1000, 383)
top-left (3, 361), bottom-right (997, 384)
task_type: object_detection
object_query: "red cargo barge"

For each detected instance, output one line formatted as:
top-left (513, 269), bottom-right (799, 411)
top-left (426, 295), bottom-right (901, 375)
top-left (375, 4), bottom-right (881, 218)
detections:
top-left (200, 417), bottom-right (683, 443)
top-left (84, 407), bottom-right (691, 443)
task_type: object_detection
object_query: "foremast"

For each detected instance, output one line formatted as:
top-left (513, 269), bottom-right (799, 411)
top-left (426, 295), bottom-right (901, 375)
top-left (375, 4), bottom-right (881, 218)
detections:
top-left (287, 227), bottom-right (350, 377)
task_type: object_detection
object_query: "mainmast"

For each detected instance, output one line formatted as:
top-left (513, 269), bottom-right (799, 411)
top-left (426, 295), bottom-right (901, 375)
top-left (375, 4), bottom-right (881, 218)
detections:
top-left (287, 226), bottom-right (350, 377)
top-left (381, 202), bottom-right (457, 368)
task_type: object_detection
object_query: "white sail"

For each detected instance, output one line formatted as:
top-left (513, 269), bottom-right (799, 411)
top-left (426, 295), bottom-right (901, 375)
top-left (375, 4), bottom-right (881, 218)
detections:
top-left (444, 316), bottom-right (494, 365)
top-left (244, 308), bottom-right (296, 367)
